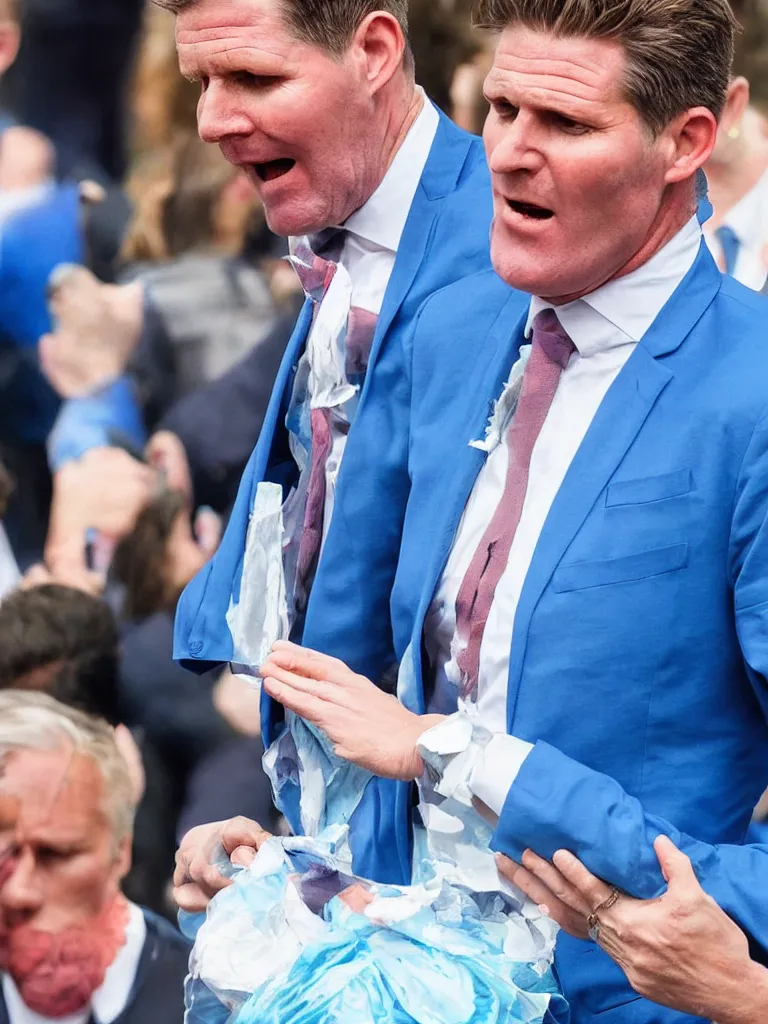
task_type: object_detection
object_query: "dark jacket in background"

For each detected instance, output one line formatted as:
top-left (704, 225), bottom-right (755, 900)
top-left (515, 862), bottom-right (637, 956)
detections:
top-left (159, 302), bottom-right (302, 514)
top-left (0, 908), bottom-right (191, 1024)
top-left (2, 0), bottom-right (145, 181)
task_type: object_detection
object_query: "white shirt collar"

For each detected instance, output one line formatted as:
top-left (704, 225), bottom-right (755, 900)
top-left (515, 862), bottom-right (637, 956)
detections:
top-left (526, 215), bottom-right (703, 357)
top-left (3, 902), bottom-right (147, 1024)
top-left (341, 87), bottom-right (440, 253)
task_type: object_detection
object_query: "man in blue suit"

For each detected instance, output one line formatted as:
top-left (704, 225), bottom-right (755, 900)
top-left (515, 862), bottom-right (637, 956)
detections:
top-left (257, 0), bottom-right (768, 1021)
top-left (168, 0), bottom-right (496, 902)
top-left (169, 0), bottom-right (493, 683)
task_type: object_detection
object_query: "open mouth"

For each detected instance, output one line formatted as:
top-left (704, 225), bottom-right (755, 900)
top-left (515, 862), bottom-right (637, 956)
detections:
top-left (506, 199), bottom-right (554, 221)
top-left (254, 158), bottom-right (296, 183)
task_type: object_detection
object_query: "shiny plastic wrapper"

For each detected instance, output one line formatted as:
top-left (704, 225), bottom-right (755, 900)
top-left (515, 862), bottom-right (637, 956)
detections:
top-left (185, 828), bottom-right (569, 1024)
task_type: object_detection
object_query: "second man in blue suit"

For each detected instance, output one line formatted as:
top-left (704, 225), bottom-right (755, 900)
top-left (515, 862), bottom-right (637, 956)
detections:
top-left (167, 0), bottom-right (507, 908)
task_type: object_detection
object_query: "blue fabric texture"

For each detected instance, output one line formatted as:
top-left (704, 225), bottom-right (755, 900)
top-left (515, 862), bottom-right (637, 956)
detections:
top-left (173, 110), bottom-right (495, 677)
top-left (47, 375), bottom-right (146, 469)
top-left (284, 246), bottom-right (768, 1023)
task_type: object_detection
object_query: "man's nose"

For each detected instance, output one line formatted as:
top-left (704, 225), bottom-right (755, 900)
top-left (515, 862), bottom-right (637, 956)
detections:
top-left (0, 849), bottom-right (43, 915)
top-left (486, 113), bottom-right (544, 176)
top-left (197, 82), bottom-right (254, 145)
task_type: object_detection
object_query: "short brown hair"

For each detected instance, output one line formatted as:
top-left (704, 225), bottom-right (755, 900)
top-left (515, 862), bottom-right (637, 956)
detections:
top-left (0, 0), bottom-right (17, 22)
top-left (154, 0), bottom-right (410, 59)
top-left (473, 0), bottom-right (739, 133)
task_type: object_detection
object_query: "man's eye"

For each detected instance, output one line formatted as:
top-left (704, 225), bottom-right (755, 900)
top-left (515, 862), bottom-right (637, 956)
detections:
top-left (494, 101), bottom-right (518, 121)
top-left (555, 114), bottom-right (589, 134)
top-left (37, 847), bottom-right (67, 864)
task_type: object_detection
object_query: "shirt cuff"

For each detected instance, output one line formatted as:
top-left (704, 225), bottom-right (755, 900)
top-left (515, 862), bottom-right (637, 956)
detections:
top-left (468, 734), bottom-right (534, 818)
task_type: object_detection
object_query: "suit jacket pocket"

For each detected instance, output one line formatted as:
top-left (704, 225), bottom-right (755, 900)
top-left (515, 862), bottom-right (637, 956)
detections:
top-left (606, 469), bottom-right (691, 507)
top-left (552, 543), bottom-right (688, 593)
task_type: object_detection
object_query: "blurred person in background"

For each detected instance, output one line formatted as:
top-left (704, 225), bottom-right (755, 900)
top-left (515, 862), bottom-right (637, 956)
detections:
top-left (0, 0), bottom-right (53, 217)
top-left (0, 691), bottom-right (190, 1023)
top-left (0, 581), bottom-right (268, 915)
top-left (703, 75), bottom-right (768, 289)
top-left (702, 1), bottom-right (768, 289)
top-left (39, 134), bottom-right (288, 466)
top-left (0, 0), bottom-right (144, 182)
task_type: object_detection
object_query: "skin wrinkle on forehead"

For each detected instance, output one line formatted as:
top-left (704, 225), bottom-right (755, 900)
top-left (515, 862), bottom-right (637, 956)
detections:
top-left (0, 747), bottom-right (99, 852)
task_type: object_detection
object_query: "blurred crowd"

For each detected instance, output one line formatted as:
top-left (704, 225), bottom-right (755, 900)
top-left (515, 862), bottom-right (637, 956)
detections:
top-left (0, 0), bottom-right (501, 936)
top-left (0, 0), bottom-right (765, 1021)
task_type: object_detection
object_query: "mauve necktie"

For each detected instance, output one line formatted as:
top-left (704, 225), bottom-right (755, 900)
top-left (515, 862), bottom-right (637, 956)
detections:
top-left (290, 234), bottom-right (379, 593)
top-left (453, 309), bottom-right (576, 700)
top-left (715, 224), bottom-right (741, 277)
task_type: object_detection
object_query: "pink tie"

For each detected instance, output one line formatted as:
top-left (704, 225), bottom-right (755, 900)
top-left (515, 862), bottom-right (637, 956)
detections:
top-left (290, 235), bottom-right (379, 597)
top-left (453, 309), bottom-right (576, 700)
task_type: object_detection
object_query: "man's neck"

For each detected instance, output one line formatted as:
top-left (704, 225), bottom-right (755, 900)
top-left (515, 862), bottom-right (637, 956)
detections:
top-left (341, 80), bottom-right (423, 225)
top-left (543, 184), bottom-right (696, 306)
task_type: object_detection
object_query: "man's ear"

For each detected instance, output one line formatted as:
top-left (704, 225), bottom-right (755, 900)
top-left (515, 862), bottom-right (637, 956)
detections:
top-left (0, 22), bottom-right (20, 77)
top-left (720, 77), bottom-right (750, 139)
top-left (113, 833), bottom-right (133, 885)
top-left (352, 11), bottom-right (408, 97)
top-left (663, 106), bottom-right (719, 187)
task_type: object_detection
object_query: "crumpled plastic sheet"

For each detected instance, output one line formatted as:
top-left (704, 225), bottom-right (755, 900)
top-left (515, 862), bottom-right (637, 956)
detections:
top-left (184, 828), bottom-right (569, 1024)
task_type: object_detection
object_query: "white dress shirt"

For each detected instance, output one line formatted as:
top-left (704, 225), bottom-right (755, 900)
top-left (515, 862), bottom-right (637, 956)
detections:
top-left (2, 902), bottom-right (146, 1024)
top-left (423, 216), bottom-right (703, 816)
top-left (296, 89), bottom-right (440, 541)
top-left (704, 168), bottom-right (768, 290)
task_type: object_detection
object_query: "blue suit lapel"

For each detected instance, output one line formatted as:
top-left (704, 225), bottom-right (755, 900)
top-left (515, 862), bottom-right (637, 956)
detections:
top-left (246, 299), bottom-right (313, 505)
top-left (405, 299), bottom-right (530, 714)
top-left (373, 111), bottom-right (475, 358)
top-left (505, 243), bottom-right (723, 726)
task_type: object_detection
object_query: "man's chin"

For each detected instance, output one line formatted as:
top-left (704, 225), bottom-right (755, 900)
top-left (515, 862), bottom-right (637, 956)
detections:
top-left (263, 200), bottom-right (335, 241)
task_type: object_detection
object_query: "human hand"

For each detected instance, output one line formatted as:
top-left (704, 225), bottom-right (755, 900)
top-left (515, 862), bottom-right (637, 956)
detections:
top-left (498, 837), bottom-right (764, 1023)
top-left (39, 266), bottom-right (143, 398)
top-left (45, 448), bottom-right (157, 575)
top-left (21, 560), bottom-right (107, 598)
top-left (173, 817), bottom-right (273, 913)
top-left (145, 431), bottom-right (193, 502)
top-left (260, 642), bottom-right (445, 781)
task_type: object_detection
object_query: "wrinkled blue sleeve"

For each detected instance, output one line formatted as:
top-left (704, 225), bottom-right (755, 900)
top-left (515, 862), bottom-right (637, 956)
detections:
top-left (492, 410), bottom-right (768, 960)
top-left (47, 375), bottom-right (146, 470)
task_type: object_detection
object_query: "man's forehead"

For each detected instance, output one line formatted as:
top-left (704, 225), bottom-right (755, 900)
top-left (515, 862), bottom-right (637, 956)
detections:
top-left (176, 0), bottom-right (296, 68)
top-left (488, 27), bottom-right (626, 102)
top-left (0, 748), bottom-right (103, 833)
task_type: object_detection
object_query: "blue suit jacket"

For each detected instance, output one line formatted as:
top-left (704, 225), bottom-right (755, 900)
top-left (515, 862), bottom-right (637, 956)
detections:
top-left (174, 110), bottom-right (493, 672)
top-left (304, 248), bottom-right (768, 1024)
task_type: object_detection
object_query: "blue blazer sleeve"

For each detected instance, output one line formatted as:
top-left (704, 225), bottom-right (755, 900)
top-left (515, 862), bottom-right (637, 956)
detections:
top-left (492, 408), bottom-right (768, 957)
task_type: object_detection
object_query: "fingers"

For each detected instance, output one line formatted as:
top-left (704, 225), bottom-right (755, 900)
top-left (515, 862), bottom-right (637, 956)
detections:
top-left (220, 817), bottom-right (273, 857)
top-left (260, 661), bottom-right (332, 698)
top-left (194, 507), bottom-right (222, 558)
top-left (173, 880), bottom-right (231, 915)
top-left (262, 672), bottom-right (329, 721)
top-left (523, 849), bottom-right (594, 917)
top-left (654, 835), bottom-right (698, 893)
top-left (230, 846), bottom-right (258, 869)
top-left (551, 849), bottom-right (614, 912)
top-left (267, 642), bottom-right (353, 682)
top-left (495, 854), bottom-right (590, 940)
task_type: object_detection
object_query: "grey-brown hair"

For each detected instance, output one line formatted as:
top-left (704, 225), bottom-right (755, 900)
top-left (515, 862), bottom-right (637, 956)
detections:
top-left (472, 0), bottom-right (739, 134)
top-left (0, 691), bottom-right (135, 846)
top-left (155, 0), bottom-right (412, 63)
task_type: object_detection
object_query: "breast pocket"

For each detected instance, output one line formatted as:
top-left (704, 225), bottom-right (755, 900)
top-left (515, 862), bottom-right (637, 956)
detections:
top-left (606, 468), bottom-right (692, 507)
top-left (552, 543), bottom-right (688, 593)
